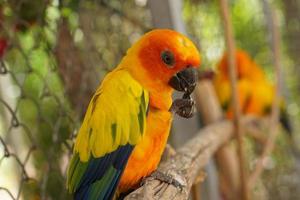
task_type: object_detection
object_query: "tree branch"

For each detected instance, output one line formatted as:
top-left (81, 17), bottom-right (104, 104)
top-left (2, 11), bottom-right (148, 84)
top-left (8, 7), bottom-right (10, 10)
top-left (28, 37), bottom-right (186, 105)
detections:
top-left (125, 117), bottom-right (256, 200)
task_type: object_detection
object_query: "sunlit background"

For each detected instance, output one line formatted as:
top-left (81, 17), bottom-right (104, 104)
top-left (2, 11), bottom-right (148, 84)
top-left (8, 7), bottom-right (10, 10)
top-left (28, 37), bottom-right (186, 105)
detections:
top-left (0, 0), bottom-right (299, 199)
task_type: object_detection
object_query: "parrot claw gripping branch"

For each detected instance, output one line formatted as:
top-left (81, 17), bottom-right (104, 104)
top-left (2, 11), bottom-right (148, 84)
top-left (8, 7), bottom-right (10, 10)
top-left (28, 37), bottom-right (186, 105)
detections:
top-left (169, 97), bottom-right (196, 118)
top-left (66, 29), bottom-right (201, 200)
top-left (147, 170), bottom-right (186, 189)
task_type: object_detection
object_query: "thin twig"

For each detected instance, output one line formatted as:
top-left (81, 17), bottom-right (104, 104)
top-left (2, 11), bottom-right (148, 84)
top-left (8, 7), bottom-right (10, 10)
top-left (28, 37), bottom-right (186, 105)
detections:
top-left (191, 185), bottom-right (201, 200)
top-left (219, 0), bottom-right (249, 199)
top-left (246, 126), bottom-right (268, 145)
top-left (248, 4), bottom-right (281, 189)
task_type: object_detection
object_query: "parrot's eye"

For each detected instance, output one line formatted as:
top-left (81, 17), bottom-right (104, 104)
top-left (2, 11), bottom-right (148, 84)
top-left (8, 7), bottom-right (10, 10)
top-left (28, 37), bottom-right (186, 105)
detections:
top-left (161, 51), bottom-right (175, 67)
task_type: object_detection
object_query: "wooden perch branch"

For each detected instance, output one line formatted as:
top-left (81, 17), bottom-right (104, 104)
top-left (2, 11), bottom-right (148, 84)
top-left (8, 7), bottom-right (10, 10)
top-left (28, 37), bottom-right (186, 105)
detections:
top-left (125, 117), bottom-right (256, 200)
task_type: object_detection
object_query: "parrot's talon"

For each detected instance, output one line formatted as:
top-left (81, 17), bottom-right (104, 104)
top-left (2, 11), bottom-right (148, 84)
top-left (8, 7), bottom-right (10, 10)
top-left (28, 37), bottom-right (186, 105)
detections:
top-left (169, 98), bottom-right (196, 118)
top-left (140, 177), bottom-right (147, 186)
top-left (148, 170), bottom-right (185, 189)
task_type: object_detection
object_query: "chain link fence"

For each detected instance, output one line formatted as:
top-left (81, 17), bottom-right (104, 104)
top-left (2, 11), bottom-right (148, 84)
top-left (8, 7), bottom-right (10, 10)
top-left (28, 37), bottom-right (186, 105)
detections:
top-left (0, 0), bottom-right (150, 199)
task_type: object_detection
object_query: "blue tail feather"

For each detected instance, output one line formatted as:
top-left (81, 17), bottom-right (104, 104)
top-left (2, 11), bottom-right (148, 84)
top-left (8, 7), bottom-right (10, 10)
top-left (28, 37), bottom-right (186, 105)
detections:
top-left (73, 144), bottom-right (134, 200)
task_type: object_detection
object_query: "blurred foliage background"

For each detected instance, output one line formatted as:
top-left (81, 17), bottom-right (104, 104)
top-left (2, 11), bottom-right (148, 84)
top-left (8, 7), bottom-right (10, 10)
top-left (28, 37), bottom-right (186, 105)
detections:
top-left (0, 0), bottom-right (299, 199)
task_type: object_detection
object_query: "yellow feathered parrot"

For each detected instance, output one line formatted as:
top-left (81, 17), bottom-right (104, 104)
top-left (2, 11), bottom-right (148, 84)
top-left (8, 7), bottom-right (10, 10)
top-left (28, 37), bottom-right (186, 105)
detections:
top-left (66, 29), bottom-right (201, 199)
top-left (214, 49), bottom-right (292, 133)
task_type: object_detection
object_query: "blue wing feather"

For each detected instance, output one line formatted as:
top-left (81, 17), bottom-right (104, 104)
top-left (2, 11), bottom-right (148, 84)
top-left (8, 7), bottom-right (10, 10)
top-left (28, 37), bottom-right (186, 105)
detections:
top-left (73, 144), bottom-right (134, 200)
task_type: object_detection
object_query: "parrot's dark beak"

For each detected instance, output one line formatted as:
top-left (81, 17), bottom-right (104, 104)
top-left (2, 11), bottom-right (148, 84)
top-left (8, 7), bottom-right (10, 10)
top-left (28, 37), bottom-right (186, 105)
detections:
top-left (168, 67), bottom-right (198, 95)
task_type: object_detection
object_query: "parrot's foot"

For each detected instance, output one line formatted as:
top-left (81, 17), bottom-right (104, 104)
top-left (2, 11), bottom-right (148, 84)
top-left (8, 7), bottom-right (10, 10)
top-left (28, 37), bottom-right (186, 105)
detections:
top-left (143, 170), bottom-right (185, 189)
top-left (169, 98), bottom-right (195, 118)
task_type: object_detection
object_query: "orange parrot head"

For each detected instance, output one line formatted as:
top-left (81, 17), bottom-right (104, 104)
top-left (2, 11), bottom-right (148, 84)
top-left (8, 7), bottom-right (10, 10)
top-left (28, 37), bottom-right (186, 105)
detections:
top-left (218, 49), bottom-right (252, 79)
top-left (125, 29), bottom-right (201, 94)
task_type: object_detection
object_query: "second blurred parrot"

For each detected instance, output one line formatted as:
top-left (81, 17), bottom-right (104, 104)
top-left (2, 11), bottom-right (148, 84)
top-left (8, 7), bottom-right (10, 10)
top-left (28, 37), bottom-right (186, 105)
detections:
top-left (214, 49), bottom-right (292, 134)
top-left (66, 29), bottom-right (201, 199)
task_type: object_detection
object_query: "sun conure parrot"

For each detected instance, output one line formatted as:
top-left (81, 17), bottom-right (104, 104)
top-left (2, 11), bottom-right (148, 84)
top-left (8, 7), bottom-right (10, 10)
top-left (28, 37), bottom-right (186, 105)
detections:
top-left (66, 29), bottom-right (201, 200)
top-left (213, 49), bottom-right (292, 134)
top-left (217, 49), bottom-right (265, 81)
